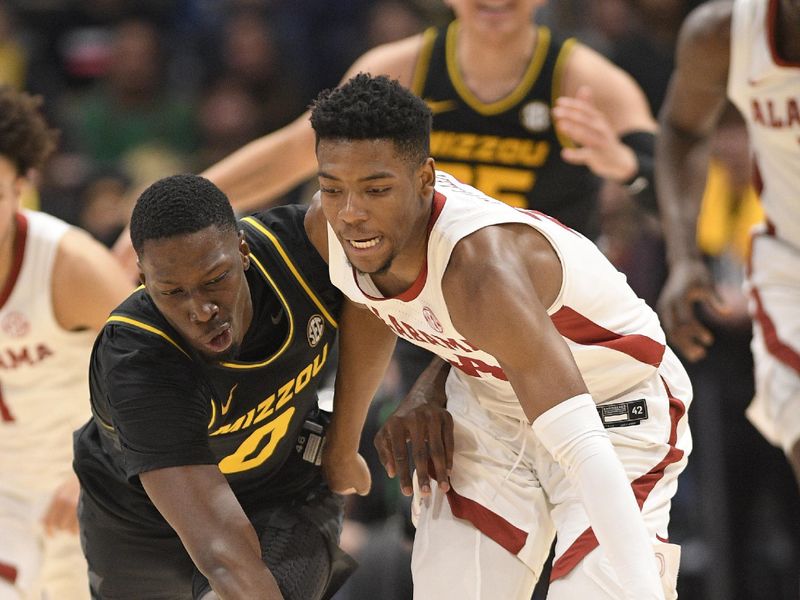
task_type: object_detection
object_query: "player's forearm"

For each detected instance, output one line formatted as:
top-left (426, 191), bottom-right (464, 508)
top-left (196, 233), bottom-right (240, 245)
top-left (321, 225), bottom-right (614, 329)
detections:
top-left (533, 395), bottom-right (664, 600)
top-left (402, 356), bottom-right (450, 410)
top-left (655, 120), bottom-right (712, 267)
top-left (326, 303), bottom-right (397, 454)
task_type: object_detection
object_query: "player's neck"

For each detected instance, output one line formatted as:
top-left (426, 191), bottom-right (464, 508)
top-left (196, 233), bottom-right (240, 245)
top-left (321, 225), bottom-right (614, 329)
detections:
top-left (369, 203), bottom-right (432, 298)
top-left (454, 22), bottom-right (538, 103)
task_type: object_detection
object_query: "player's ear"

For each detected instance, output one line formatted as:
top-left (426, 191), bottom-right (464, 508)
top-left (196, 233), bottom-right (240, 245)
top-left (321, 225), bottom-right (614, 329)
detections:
top-left (418, 157), bottom-right (436, 196)
top-left (238, 231), bottom-right (251, 270)
top-left (137, 262), bottom-right (145, 286)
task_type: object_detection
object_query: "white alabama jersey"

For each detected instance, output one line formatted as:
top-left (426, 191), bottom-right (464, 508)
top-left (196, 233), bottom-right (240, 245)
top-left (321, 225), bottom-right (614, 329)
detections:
top-left (728, 0), bottom-right (800, 249)
top-left (328, 171), bottom-right (672, 421)
top-left (0, 210), bottom-right (95, 495)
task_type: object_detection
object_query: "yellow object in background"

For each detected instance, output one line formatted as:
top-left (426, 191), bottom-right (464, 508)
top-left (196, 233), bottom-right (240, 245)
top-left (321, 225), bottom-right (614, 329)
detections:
top-left (696, 158), bottom-right (764, 262)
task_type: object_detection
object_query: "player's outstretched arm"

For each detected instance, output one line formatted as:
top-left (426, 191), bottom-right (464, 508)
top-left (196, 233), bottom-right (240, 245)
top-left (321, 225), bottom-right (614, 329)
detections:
top-left (141, 464), bottom-right (284, 600)
top-left (655, 1), bottom-right (732, 361)
top-left (323, 298), bottom-right (397, 496)
top-left (374, 356), bottom-right (454, 497)
top-left (443, 223), bottom-right (664, 600)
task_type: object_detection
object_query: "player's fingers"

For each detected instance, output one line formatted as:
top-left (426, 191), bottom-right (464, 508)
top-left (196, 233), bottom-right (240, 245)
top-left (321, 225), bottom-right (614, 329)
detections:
top-left (436, 411), bottom-right (455, 493)
top-left (426, 418), bottom-right (447, 490)
top-left (410, 415), bottom-right (431, 496)
top-left (374, 429), bottom-right (397, 478)
top-left (561, 147), bottom-right (590, 166)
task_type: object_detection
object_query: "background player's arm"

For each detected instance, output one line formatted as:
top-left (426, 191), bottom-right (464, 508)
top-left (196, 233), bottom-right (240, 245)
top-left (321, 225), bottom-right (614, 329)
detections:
top-left (441, 224), bottom-right (664, 599)
top-left (140, 464), bottom-right (284, 600)
top-left (41, 226), bottom-right (132, 535)
top-left (201, 36), bottom-right (422, 213)
top-left (554, 42), bottom-right (657, 184)
top-left (655, 1), bottom-right (732, 361)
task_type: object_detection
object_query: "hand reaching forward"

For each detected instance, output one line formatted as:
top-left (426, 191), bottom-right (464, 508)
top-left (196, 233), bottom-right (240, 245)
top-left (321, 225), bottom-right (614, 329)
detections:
top-left (322, 447), bottom-right (371, 496)
top-left (657, 258), bottom-right (729, 362)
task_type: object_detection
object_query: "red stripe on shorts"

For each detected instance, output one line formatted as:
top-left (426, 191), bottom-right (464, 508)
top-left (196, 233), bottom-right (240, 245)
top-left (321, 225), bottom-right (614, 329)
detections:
top-left (550, 379), bottom-right (687, 581)
top-left (751, 287), bottom-right (800, 374)
top-left (0, 562), bottom-right (18, 584)
top-left (446, 485), bottom-right (528, 554)
top-left (551, 306), bottom-right (665, 367)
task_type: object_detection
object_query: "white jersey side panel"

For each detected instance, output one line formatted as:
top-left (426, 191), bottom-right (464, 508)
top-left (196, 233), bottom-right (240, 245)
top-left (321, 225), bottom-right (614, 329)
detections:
top-left (0, 210), bottom-right (95, 495)
top-left (728, 0), bottom-right (800, 249)
top-left (329, 171), bottom-right (675, 420)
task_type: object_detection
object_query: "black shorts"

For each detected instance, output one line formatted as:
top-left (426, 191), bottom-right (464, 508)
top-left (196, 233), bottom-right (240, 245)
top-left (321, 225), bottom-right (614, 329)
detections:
top-left (78, 484), bottom-right (352, 600)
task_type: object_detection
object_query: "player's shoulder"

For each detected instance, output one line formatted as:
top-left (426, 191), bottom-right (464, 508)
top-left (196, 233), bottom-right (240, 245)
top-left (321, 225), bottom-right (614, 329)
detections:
top-left (679, 0), bottom-right (733, 51)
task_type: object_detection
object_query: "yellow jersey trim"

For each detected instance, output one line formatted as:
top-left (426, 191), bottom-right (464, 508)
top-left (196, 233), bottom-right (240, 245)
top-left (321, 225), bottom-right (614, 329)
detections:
top-left (552, 37), bottom-right (577, 149)
top-left (106, 315), bottom-right (190, 358)
top-left (446, 23), bottom-right (551, 116)
top-left (217, 252), bottom-right (295, 369)
top-left (411, 27), bottom-right (438, 95)
top-left (241, 216), bottom-right (338, 328)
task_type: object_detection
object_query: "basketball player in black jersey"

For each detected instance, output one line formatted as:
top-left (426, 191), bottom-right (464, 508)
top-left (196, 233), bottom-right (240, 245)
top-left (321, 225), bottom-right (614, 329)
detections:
top-left (73, 175), bottom-right (392, 599)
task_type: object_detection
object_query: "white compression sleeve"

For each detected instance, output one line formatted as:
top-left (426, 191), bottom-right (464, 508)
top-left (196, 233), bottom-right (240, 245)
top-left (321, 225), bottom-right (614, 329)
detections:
top-left (532, 394), bottom-right (664, 600)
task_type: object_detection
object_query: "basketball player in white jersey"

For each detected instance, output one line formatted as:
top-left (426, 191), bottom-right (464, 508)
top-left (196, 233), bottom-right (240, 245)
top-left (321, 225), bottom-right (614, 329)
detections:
top-left (308, 74), bottom-right (691, 599)
top-left (0, 87), bottom-right (132, 600)
top-left (656, 0), bottom-right (800, 487)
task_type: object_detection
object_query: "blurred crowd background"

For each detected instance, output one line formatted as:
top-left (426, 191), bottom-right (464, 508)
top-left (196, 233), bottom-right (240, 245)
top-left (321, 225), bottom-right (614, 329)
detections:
top-left (1, 0), bottom-right (797, 598)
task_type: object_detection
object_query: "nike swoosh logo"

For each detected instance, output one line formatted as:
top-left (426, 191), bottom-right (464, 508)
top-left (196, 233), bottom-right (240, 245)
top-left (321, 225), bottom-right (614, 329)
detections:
top-left (425, 98), bottom-right (458, 114)
top-left (221, 384), bottom-right (238, 415)
top-left (271, 308), bottom-right (284, 325)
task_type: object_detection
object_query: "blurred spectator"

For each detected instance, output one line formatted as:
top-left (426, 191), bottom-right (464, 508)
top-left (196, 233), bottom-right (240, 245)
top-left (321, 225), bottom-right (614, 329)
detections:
top-left (77, 167), bottom-right (131, 247)
top-left (66, 17), bottom-right (197, 166)
top-left (0, 3), bottom-right (26, 89)
top-left (195, 76), bottom-right (265, 171)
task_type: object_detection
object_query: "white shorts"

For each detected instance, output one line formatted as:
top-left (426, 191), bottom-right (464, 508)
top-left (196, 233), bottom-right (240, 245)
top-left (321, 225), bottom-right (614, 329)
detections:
top-left (410, 349), bottom-right (692, 599)
top-left (0, 487), bottom-right (88, 600)
top-left (745, 232), bottom-right (800, 454)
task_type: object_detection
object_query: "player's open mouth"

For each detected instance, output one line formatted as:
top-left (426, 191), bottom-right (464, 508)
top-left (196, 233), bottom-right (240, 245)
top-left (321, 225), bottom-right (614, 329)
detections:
top-left (204, 324), bottom-right (232, 352)
top-left (348, 237), bottom-right (381, 249)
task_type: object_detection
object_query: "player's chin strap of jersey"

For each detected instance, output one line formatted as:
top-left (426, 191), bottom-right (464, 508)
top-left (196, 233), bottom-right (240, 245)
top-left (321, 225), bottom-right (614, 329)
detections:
top-left (619, 130), bottom-right (657, 214)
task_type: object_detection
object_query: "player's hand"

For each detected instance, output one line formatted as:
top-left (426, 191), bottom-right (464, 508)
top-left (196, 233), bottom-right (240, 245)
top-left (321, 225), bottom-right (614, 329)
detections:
top-left (374, 399), bottom-right (454, 498)
top-left (657, 258), bottom-right (729, 362)
top-left (322, 448), bottom-right (371, 496)
top-left (553, 86), bottom-right (638, 182)
top-left (111, 225), bottom-right (141, 284)
top-left (41, 473), bottom-right (80, 536)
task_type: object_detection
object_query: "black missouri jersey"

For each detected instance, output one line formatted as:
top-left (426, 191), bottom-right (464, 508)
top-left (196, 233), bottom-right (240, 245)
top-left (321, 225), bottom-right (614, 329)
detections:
top-left (412, 22), bottom-right (601, 238)
top-left (75, 205), bottom-right (342, 523)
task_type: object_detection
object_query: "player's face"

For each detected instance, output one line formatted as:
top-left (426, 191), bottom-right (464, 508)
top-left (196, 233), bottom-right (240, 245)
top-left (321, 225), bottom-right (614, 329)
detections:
top-left (445, 0), bottom-right (545, 33)
top-left (0, 156), bottom-right (24, 259)
top-left (139, 226), bottom-right (253, 361)
top-left (317, 139), bottom-right (435, 279)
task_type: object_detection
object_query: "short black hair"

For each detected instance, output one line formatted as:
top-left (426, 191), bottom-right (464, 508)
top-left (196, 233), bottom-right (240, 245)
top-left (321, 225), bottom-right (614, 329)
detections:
top-left (0, 86), bottom-right (59, 174)
top-left (309, 73), bottom-right (432, 167)
top-left (130, 174), bottom-right (236, 255)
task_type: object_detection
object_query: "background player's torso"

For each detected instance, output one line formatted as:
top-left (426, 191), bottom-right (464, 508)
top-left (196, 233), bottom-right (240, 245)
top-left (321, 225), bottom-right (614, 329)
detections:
top-left (728, 0), bottom-right (800, 249)
top-left (0, 210), bottom-right (95, 494)
top-left (412, 22), bottom-right (601, 238)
